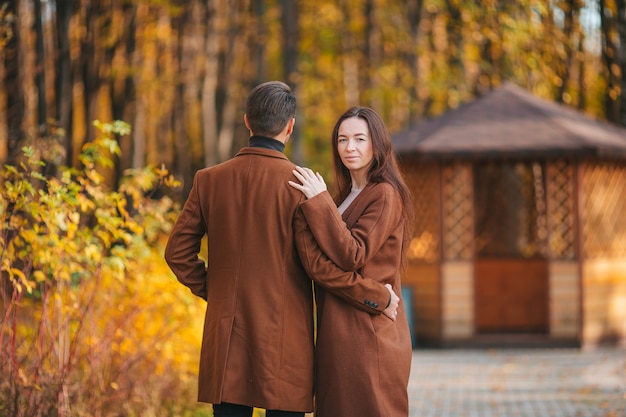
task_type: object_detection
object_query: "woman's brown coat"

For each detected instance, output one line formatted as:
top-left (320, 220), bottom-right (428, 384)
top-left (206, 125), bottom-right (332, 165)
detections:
top-left (295, 182), bottom-right (412, 417)
top-left (164, 146), bottom-right (390, 412)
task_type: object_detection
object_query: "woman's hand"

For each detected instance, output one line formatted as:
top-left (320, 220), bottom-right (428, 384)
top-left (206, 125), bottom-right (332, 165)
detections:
top-left (288, 166), bottom-right (327, 199)
top-left (382, 284), bottom-right (400, 322)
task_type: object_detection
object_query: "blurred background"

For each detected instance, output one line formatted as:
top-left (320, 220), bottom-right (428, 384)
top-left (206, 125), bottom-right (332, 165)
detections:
top-left (1, 0), bottom-right (624, 193)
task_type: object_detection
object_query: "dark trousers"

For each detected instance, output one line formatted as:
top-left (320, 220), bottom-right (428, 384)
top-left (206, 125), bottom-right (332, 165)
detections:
top-left (212, 402), bottom-right (305, 417)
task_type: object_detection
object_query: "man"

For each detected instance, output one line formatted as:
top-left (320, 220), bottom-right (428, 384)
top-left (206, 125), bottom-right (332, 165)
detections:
top-left (165, 81), bottom-right (397, 417)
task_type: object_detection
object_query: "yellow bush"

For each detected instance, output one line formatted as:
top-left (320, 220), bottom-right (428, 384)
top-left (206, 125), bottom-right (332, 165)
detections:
top-left (0, 121), bottom-right (208, 417)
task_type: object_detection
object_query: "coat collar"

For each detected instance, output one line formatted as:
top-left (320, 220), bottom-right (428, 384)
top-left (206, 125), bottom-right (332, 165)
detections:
top-left (235, 146), bottom-right (290, 161)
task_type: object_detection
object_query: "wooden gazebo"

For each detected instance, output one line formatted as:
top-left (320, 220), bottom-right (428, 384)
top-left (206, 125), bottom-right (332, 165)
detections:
top-left (394, 83), bottom-right (626, 348)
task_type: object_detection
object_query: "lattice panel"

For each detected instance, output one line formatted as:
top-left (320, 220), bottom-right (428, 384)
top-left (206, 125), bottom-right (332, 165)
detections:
top-left (474, 161), bottom-right (549, 258)
top-left (442, 163), bottom-right (474, 261)
top-left (402, 160), bottom-right (440, 262)
top-left (582, 161), bottom-right (626, 259)
top-left (546, 159), bottom-right (577, 260)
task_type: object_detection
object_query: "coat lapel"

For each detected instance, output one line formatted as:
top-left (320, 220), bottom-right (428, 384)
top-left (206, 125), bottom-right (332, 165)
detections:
top-left (340, 183), bottom-right (375, 227)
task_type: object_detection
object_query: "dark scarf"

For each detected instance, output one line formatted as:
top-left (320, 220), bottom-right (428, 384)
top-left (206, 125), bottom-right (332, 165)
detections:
top-left (249, 135), bottom-right (285, 153)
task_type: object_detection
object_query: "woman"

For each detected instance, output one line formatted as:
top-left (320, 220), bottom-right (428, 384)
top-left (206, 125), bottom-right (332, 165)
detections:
top-left (289, 106), bottom-right (413, 417)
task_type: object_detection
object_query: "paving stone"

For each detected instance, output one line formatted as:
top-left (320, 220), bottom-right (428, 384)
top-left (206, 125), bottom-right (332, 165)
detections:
top-left (408, 348), bottom-right (626, 417)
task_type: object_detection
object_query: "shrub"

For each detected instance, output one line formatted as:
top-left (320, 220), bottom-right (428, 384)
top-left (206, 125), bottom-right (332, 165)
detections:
top-left (0, 121), bottom-right (207, 417)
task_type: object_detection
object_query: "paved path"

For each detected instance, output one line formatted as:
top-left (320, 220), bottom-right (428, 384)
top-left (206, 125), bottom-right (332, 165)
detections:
top-left (408, 348), bottom-right (626, 417)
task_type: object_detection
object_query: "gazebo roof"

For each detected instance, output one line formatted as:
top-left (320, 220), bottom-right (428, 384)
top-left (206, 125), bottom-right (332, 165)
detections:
top-left (393, 82), bottom-right (626, 159)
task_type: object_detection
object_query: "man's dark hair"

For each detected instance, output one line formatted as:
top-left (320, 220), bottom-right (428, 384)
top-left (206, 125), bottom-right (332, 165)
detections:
top-left (245, 81), bottom-right (296, 137)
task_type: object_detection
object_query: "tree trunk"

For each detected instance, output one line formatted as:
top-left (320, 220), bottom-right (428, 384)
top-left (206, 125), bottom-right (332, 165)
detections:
top-left (202, 0), bottom-right (220, 167)
top-left (56, 0), bottom-right (73, 165)
top-left (617, 0), bottom-right (626, 126)
top-left (70, 2), bottom-right (86, 168)
top-left (111, 2), bottom-right (136, 179)
top-left (85, 1), bottom-right (104, 143)
top-left (18, 0), bottom-right (38, 140)
top-left (576, 30), bottom-right (586, 110)
top-left (216, 0), bottom-right (249, 162)
top-left (599, 0), bottom-right (621, 123)
top-left (405, 0), bottom-right (424, 123)
top-left (33, 0), bottom-right (47, 125)
top-left (0, 46), bottom-right (6, 165)
top-left (280, 0), bottom-right (301, 163)
top-left (422, 7), bottom-right (436, 117)
top-left (252, 0), bottom-right (266, 85)
top-left (473, 0), bottom-right (504, 96)
top-left (0, 1), bottom-right (10, 165)
top-left (555, 0), bottom-right (581, 104)
top-left (365, 0), bottom-right (382, 110)
top-left (132, 3), bottom-right (149, 169)
top-left (151, 10), bottom-right (174, 169)
top-left (444, 0), bottom-right (463, 105)
top-left (340, 0), bottom-right (360, 108)
top-left (174, 0), bottom-right (202, 195)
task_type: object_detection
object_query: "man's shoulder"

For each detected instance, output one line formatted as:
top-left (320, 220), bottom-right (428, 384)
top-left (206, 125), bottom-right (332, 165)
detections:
top-left (236, 146), bottom-right (290, 161)
top-left (195, 150), bottom-right (296, 179)
top-left (237, 147), bottom-right (297, 171)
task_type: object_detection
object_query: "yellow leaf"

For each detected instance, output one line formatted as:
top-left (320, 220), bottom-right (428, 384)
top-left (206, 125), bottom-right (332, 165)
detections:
top-left (33, 270), bottom-right (46, 282)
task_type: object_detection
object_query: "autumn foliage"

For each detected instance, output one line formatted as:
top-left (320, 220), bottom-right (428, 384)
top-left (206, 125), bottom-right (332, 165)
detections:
top-left (0, 121), bottom-right (208, 417)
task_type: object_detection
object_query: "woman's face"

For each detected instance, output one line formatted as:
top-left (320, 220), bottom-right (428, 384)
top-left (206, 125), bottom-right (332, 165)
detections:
top-left (337, 117), bottom-right (374, 177)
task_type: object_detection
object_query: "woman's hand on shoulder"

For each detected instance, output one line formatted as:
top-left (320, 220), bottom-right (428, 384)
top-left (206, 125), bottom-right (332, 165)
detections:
top-left (288, 166), bottom-right (327, 199)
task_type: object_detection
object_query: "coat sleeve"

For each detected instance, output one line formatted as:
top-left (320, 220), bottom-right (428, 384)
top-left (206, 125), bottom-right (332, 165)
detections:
top-left (294, 206), bottom-right (389, 313)
top-left (299, 185), bottom-right (401, 271)
top-left (164, 172), bottom-right (208, 300)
